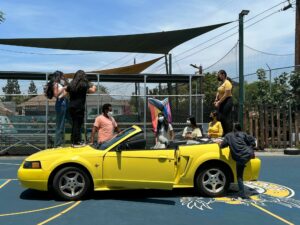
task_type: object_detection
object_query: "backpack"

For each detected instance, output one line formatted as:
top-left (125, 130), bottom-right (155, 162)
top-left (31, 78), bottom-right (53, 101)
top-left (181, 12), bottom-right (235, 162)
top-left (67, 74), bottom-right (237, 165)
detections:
top-left (44, 80), bottom-right (54, 99)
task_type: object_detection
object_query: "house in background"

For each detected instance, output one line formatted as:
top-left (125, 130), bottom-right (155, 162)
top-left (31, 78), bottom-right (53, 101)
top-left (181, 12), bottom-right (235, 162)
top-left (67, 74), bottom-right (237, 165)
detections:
top-left (17, 94), bottom-right (131, 118)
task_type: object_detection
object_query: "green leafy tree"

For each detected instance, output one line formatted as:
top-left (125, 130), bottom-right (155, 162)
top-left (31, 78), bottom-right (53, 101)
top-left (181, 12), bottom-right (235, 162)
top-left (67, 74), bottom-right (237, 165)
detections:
top-left (256, 69), bottom-right (272, 105)
top-left (203, 72), bottom-right (219, 119)
top-left (2, 79), bottom-right (21, 101)
top-left (28, 80), bottom-right (38, 96)
top-left (289, 70), bottom-right (300, 109)
top-left (272, 72), bottom-right (291, 107)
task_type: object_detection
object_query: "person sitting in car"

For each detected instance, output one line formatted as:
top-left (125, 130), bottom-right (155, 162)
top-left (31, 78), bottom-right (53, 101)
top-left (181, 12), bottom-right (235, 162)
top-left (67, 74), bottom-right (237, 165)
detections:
top-left (153, 113), bottom-right (174, 149)
top-left (182, 116), bottom-right (202, 141)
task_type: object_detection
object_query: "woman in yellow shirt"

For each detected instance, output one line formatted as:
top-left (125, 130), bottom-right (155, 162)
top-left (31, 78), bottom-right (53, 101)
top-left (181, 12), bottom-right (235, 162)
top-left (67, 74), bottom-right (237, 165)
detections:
top-left (208, 111), bottom-right (223, 138)
top-left (214, 70), bottom-right (233, 136)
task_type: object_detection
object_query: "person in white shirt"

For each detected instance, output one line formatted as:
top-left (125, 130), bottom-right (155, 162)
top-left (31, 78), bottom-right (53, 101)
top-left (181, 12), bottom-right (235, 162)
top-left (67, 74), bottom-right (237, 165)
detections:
top-left (154, 113), bottom-right (174, 149)
top-left (182, 116), bottom-right (202, 144)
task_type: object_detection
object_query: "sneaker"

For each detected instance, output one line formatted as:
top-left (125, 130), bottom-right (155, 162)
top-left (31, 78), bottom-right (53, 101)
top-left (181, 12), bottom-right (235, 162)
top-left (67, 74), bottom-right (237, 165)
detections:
top-left (236, 192), bottom-right (251, 199)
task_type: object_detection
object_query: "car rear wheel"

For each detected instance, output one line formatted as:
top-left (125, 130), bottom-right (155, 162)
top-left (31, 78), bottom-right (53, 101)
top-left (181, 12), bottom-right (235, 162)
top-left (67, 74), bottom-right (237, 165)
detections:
top-left (195, 166), bottom-right (229, 197)
top-left (53, 166), bottom-right (91, 200)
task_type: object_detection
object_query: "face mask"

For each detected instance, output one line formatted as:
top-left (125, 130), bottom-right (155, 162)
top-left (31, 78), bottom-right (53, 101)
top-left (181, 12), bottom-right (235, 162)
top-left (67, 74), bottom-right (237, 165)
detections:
top-left (186, 120), bottom-right (191, 125)
top-left (217, 76), bottom-right (222, 81)
top-left (107, 111), bottom-right (113, 117)
top-left (158, 117), bottom-right (164, 122)
top-left (209, 116), bottom-right (214, 121)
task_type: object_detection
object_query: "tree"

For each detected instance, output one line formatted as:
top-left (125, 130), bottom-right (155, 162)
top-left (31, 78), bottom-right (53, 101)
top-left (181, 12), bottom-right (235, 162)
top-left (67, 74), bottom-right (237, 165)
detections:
top-left (272, 72), bottom-right (291, 107)
top-left (289, 70), bottom-right (300, 109)
top-left (28, 80), bottom-right (38, 96)
top-left (2, 79), bottom-right (21, 101)
top-left (0, 11), bottom-right (5, 23)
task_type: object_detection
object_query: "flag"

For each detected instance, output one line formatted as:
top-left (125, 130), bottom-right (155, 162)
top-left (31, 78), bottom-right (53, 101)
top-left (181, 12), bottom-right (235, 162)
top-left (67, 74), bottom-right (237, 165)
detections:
top-left (148, 98), bottom-right (172, 133)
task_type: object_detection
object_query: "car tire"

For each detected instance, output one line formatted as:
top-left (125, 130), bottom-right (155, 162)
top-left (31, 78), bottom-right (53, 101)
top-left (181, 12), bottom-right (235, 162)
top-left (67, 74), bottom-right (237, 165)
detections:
top-left (284, 149), bottom-right (300, 155)
top-left (52, 166), bottom-right (91, 201)
top-left (195, 166), bottom-right (229, 197)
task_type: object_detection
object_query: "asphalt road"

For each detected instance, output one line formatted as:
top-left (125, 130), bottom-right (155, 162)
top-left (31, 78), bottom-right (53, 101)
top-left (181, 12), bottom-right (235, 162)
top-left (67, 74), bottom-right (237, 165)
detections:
top-left (0, 155), bottom-right (300, 225)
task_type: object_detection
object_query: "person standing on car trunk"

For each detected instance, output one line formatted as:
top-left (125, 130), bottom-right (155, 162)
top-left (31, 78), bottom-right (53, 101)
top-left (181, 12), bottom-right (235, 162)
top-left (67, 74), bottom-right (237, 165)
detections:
top-left (216, 123), bottom-right (256, 199)
top-left (214, 70), bottom-right (233, 136)
top-left (66, 70), bottom-right (96, 147)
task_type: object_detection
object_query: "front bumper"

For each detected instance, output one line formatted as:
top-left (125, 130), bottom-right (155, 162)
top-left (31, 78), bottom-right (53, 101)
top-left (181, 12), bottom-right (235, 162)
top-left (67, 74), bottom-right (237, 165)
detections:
top-left (17, 167), bottom-right (50, 191)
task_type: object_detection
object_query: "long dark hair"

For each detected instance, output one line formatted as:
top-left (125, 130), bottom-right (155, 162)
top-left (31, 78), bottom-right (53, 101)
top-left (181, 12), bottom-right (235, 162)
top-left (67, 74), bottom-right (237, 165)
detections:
top-left (70, 70), bottom-right (89, 92)
top-left (156, 114), bottom-right (169, 136)
top-left (53, 70), bottom-right (68, 86)
top-left (189, 116), bottom-right (198, 128)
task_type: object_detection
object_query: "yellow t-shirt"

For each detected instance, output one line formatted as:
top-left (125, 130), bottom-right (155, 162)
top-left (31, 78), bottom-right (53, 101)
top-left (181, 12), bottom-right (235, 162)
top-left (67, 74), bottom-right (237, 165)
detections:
top-left (208, 121), bottom-right (223, 138)
top-left (217, 79), bottom-right (232, 99)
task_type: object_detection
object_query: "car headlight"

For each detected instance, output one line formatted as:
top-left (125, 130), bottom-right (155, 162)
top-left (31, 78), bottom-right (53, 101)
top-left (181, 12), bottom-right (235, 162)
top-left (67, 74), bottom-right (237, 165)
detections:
top-left (23, 161), bottom-right (42, 169)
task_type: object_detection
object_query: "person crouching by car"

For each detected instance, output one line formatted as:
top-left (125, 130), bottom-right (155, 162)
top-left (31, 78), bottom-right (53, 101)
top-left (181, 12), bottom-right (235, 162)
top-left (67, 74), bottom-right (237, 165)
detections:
top-left (216, 123), bottom-right (256, 199)
top-left (90, 103), bottom-right (120, 147)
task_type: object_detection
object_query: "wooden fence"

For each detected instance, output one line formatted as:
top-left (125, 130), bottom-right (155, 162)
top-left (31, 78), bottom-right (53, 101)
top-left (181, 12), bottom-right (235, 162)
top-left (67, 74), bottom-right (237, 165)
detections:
top-left (244, 105), bottom-right (300, 149)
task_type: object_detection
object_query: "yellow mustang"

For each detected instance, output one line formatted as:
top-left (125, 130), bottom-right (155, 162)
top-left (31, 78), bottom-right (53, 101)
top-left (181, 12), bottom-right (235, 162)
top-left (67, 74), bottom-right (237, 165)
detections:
top-left (18, 125), bottom-right (261, 200)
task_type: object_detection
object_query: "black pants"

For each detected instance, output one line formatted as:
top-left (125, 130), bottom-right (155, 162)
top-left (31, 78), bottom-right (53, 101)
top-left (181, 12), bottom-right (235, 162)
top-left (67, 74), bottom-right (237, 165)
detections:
top-left (236, 162), bottom-right (246, 195)
top-left (69, 107), bottom-right (85, 145)
top-left (217, 97), bottom-right (233, 136)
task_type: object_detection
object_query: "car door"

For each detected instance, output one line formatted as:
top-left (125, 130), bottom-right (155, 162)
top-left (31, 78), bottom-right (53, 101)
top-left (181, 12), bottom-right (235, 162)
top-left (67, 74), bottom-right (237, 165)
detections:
top-left (102, 148), bottom-right (176, 190)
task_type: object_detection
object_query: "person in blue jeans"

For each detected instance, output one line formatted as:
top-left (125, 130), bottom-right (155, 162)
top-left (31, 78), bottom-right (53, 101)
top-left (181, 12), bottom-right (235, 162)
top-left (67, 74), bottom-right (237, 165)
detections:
top-left (52, 71), bottom-right (69, 148)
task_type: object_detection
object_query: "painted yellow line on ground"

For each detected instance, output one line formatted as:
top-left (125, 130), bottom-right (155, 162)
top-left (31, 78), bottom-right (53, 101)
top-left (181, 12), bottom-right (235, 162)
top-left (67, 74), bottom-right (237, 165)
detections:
top-left (0, 179), bottom-right (11, 189)
top-left (251, 203), bottom-right (294, 225)
top-left (0, 179), bottom-right (18, 180)
top-left (0, 202), bottom-right (73, 217)
top-left (37, 201), bottom-right (81, 225)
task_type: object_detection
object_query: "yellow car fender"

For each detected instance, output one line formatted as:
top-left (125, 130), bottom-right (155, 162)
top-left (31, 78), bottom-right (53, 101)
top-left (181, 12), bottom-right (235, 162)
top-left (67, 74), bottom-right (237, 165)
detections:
top-left (180, 151), bottom-right (234, 185)
top-left (47, 156), bottom-right (97, 183)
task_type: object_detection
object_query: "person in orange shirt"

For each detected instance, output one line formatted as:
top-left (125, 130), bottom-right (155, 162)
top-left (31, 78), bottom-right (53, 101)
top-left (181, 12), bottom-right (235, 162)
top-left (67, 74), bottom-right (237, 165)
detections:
top-left (207, 111), bottom-right (223, 138)
top-left (90, 103), bottom-right (120, 145)
top-left (214, 70), bottom-right (233, 136)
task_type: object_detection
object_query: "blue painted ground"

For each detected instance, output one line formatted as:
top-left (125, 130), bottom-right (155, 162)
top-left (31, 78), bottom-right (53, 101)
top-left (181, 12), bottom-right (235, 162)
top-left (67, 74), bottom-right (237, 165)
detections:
top-left (0, 156), bottom-right (299, 225)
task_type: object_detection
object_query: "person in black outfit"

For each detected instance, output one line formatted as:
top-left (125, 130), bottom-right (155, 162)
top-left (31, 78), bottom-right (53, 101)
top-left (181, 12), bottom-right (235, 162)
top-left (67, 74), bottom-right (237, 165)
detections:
top-left (214, 70), bottom-right (233, 136)
top-left (216, 123), bottom-right (256, 199)
top-left (66, 70), bottom-right (96, 147)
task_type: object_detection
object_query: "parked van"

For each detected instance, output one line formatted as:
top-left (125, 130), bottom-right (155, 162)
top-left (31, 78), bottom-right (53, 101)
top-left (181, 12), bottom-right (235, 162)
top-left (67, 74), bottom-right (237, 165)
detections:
top-left (0, 116), bottom-right (17, 134)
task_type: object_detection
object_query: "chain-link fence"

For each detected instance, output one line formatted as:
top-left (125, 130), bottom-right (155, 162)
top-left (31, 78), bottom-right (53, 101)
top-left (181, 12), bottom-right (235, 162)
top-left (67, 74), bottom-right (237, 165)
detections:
top-left (0, 74), bottom-right (204, 155)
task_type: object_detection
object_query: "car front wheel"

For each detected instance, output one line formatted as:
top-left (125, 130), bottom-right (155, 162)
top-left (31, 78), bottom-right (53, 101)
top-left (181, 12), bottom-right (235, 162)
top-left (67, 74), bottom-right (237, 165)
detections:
top-left (195, 166), bottom-right (229, 197)
top-left (52, 166), bottom-right (91, 200)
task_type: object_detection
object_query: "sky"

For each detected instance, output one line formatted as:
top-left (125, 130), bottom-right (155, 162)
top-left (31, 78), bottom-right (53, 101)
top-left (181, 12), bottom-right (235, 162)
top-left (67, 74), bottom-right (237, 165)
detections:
top-left (0, 0), bottom-right (296, 94)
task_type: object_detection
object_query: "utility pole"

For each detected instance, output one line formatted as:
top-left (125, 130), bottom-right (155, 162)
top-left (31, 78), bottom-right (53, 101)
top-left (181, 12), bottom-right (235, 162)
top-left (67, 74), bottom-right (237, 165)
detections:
top-left (296, 0), bottom-right (300, 70)
top-left (239, 10), bottom-right (249, 129)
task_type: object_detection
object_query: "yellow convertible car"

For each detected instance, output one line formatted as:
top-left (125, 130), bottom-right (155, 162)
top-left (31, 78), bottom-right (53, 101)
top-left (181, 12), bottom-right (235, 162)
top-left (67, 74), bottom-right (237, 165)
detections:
top-left (18, 125), bottom-right (261, 200)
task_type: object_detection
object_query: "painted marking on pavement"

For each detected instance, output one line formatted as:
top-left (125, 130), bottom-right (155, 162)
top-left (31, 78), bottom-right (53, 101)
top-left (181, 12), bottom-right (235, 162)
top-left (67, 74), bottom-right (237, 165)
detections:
top-left (37, 201), bottom-right (81, 225)
top-left (251, 203), bottom-right (294, 225)
top-left (0, 179), bottom-right (11, 189)
top-left (0, 202), bottom-right (73, 217)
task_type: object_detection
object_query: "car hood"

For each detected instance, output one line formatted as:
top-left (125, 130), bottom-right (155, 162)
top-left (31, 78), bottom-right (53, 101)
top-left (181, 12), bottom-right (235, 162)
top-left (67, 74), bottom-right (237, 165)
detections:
top-left (25, 145), bottom-right (99, 161)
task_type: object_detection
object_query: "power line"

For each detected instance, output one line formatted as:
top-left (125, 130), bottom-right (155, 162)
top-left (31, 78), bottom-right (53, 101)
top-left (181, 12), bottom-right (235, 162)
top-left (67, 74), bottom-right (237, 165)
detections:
top-left (203, 42), bottom-right (238, 71)
top-left (244, 44), bottom-right (294, 56)
top-left (173, 0), bottom-right (293, 62)
top-left (175, 3), bottom-right (292, 63)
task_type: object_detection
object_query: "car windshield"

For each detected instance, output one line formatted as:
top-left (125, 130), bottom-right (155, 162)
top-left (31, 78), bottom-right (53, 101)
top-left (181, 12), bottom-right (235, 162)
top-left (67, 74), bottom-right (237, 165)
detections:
top-left (99, 127), bottom-right (136, 150)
